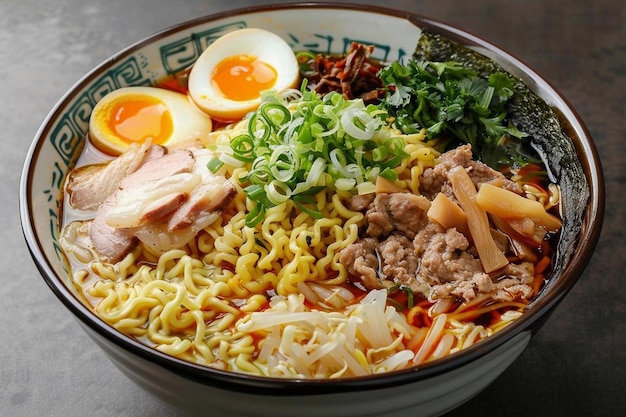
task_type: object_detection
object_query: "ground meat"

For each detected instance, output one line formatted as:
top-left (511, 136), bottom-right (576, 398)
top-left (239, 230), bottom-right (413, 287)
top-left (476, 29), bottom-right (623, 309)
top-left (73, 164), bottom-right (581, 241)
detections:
top-left (349, 193), bottom-right (375, 211)
top-left (414, 222), bottom-right (482, 284)
top-left (341, 192), bottom-right (429, 291)
top-left (377, 234), bottom-right (419, 288)
top-left (435, 263), bottom-right (535, 303)
top-left (339, 144), bottom-right (537, 304)
top-left (340, 233), bottom-right (431, 295)
top-left (365, 193), bottom-right (430, 239)
top-left (431, 273), bottom-right (493, 302)
top-left (339, 238), bottom-right (381, 289)
top-left (413, 222), bottom-right (535, 302)
top-left (420, 144), bottom-right (522, 199)
top-left (419, 145), bottom-right (471, 199)
top-left (491, 263), bottom-right (535, 301)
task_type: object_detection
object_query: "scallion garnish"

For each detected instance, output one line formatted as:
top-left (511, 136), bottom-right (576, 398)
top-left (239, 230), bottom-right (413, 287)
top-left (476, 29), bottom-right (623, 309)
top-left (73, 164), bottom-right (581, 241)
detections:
top-left (221, 84), bottom-right (409, 227)
top-left (206, 157), bottom-right (224, 173)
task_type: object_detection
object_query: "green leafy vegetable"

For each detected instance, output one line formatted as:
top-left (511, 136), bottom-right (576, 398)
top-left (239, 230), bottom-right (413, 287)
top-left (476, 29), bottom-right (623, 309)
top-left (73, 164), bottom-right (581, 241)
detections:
top-left (379, 60), bottom-right (530, 168)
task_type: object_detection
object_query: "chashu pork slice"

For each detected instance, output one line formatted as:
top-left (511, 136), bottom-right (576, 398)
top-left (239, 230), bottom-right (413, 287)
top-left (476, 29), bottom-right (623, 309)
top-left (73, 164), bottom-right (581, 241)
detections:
top-left (168, 148), bottom-right (237, 231)
top-left (89, 147), bottom-right (237, 263)
top-left (66, 141), bottom-right (165, 211)
top-left (134, 149), bottom-right (237, 253)
top-left (89, 198), bottom-right (137, 264)
top-left (104, 149), bottom-right (197, 229)
top-left (89, 148), bottom-right (195, 262)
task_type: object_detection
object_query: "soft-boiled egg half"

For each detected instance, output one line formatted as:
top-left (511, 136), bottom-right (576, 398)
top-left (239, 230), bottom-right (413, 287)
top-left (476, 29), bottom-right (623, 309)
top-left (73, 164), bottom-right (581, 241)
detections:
top-left (188, 28), bottom-right (300, 122)
top-left (89, 86), bottom-right (213, 156)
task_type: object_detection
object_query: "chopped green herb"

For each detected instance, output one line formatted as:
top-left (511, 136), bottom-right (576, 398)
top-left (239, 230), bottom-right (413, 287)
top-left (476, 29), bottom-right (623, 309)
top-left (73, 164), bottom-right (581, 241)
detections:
top-left (386, 284), bottom-right (415, 310)
top-left (379, 60), bottom-right (530, 168)
top-left (206, 157), bottom-right (224, 173)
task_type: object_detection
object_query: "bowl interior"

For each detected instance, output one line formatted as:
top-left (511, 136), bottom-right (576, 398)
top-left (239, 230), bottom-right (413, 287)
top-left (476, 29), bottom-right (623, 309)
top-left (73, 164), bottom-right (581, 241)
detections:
top-left (20, 2), bottom-right (603, 390)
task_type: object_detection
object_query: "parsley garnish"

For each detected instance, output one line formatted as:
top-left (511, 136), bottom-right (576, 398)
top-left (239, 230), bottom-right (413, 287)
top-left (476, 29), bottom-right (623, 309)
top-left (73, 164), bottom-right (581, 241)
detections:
top-left (379, 60), bottom-right (531, 168)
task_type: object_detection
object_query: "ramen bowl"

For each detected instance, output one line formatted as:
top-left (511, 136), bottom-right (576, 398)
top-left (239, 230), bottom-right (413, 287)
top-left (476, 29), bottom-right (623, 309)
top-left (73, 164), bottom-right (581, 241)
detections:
top-left (20, 3), bottom-right (603, 417)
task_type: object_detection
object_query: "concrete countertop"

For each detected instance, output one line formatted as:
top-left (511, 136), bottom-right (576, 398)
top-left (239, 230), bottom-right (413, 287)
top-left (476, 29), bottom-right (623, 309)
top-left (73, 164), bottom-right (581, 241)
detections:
top-left (2, 0), bottom-right (624, 416)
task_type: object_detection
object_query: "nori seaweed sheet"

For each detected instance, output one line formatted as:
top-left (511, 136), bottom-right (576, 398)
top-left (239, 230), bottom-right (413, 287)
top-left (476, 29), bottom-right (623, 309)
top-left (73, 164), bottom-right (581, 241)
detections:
top-left (413, 30), bottom-right (589, 295)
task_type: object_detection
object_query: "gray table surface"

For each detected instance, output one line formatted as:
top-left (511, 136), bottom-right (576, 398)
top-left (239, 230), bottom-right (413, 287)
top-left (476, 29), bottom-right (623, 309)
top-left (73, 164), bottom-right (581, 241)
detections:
top-left (2, 0), bottom-right (624, 416)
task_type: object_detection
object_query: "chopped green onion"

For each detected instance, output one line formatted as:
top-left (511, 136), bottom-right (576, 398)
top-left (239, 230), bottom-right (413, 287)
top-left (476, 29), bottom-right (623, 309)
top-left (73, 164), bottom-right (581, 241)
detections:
top-left (261, 102), bottom-right (292, 130)
top-left (269, 145), bottom-right (298, 183)
top-left (341, 107), bottom-right (384, 140)
top-left (296, 51), bottom-right (317, 75)
top-left (247, 112), bottom-right (272, 142)
top-left (292, 157), bottom-right (326, 194)
top-left (243, 184), bottom-right (266, 202)
top-left (230, 134), bottom-right (256, 162)
top-left (245, 203), bottom-right (266, 228)
top-left (329, 148), bottom-right (352, 178)
top-left (218, 152), bottom-right (246, 168)
top-left (335, 177), bottom-right (356, 191)
top-left (379, 167), bottom-right (399, 181)
top-left (219, 85), bottom-right (410, 227)
top-left (247, 158), bottom-right (270, 184)
top-left (266, 180), bottom-right (292, 205)
top-left (401, 285), bottom-right (415, 309)
top-left (357, 181), bottom-right (376, 195)
top-left (206, 157), bottom-right (224, 173)
top-left (293, 195), bottom-right (322, 219)
top-left (386, 284), bottom-right (415, 310)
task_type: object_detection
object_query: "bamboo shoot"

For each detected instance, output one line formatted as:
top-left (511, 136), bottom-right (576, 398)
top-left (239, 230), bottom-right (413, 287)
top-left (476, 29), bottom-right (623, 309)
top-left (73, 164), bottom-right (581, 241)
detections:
top-left (427, 192), bottom-right (470, 237)
top-left (375, 176), bottom-right (405, 194)
top-left (448, 167), bottom-right (509, 273)
top-left (475, 182), bottom-right (562, 232)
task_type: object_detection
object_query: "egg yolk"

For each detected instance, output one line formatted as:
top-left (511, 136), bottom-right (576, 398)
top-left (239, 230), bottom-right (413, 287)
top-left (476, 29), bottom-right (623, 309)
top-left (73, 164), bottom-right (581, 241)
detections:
top-left (211, 55), bottom-right (277, 101)
top-left (107, 95), bottom-right (173, 145)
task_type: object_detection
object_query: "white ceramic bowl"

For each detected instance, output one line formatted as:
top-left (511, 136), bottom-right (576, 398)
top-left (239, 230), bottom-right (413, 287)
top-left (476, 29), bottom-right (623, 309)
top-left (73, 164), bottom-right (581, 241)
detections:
top-left (20, 3), bottom-right (604, 417)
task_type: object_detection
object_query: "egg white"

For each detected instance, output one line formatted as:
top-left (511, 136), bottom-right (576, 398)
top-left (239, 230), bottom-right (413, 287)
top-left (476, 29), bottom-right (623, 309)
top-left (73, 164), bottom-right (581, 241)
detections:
top-left (188, 28), bottom-right (300, 122)
top-left (89, 86), bottom-right (213, 156)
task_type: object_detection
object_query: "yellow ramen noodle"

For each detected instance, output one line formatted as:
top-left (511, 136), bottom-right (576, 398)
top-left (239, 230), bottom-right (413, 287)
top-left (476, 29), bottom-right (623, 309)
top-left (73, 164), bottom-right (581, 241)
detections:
top-left (67, 125), bottom-right (451, 377)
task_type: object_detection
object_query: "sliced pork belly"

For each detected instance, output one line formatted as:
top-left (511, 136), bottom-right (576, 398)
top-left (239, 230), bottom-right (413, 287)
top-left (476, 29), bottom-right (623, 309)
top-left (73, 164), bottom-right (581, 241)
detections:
top-left (134, 210), bottom-right (221, 254)
top-left (168, 174), bottom-right (236, 231)
top-left (66, 141), bottom-right (163, 211)
top-left (89, 199), bottom-right (137, 263)
top-left (141, 193), bottom-right (188, 224)
top-left (86, 146), bottom-right (236, 263)
top-left (105, 173), bottom-right (199, 229)
top-left (118, 149), bottom-right (194, 190)
top-left (166, 147), bottom-right (237, 231)
top-left (105, 150), bottom-right (198, 229)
